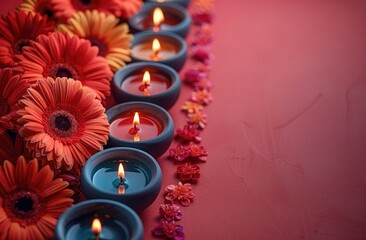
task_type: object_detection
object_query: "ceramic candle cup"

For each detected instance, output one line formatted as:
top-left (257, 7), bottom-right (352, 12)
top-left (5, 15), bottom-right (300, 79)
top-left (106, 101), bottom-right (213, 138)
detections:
top-left (144, 0), bottom-right (191, 8)
top-left (54, 199), bottom-right (143, 240)
top-left (81, 147), bottom-right (162, 212)
top-left (130, 31), bottom-right (187, 72)
top-left (129, 3), bottom-right (191, 38)
top-left (113, 62), bottom-right (181, 110)
top-left (105, 101), bottom-right (174, 158)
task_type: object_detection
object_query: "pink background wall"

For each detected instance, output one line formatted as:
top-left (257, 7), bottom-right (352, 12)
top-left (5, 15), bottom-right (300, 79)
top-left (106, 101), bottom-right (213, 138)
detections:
top-left (1, 0), bottom-right (366, 239)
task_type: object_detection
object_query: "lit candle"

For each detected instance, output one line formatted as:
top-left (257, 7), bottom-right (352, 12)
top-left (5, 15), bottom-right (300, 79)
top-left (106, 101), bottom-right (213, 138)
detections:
top-left (113, 62), bottom-right (180, 110)
top-left (129, 3), bottom-right (191, 37)
top-left (153, 7), bottom-right (164, 32)
top-left (91, 218), bottom-right (102, 240)
top-left (55, 199), bottom-right (144, 240)
top-left (131, 32), bottom-right (187, 71)
top-left (81, 148), bottom-right (163, 212)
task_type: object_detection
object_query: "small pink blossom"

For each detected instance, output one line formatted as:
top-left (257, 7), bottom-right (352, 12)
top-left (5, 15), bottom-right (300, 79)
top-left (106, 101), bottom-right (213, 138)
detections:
top-left (192, 10), bottom-right (213, 25)
top-left (165, 182), bottom-right (195, 207)
top-left (189, 142), bottom-right (208, 162)
top-left (169, 145), bottom-right (190, 161)
top-left (159, 204), bottom-right (183, 221)
top-left (193, 79), bottom-right (213, 91)
top-left (183, 68), bottom-right (208, 84)
top-left (175, 124), bottom-right (201, 143)
top-left (191, 45), bottom-right (214, 64)
top-left (181, 101), bottom-right (203, 113)
top-left (191, 89), bottom-right (213, 105)
top-left (188, 112), bottom-right (207, 129)
top-left (152, 220), bottom-right (185, 240)
top-left (191, 33), bottom-right (212, 46)
top-left (177, 163), bottom-right (200, 182)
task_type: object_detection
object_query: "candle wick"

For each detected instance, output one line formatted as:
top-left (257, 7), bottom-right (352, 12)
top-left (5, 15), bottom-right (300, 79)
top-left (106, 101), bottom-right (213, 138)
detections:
top-left (95, 233), bottom-right (100, 240)
top-left (120, 177), bottom-right (126, 184)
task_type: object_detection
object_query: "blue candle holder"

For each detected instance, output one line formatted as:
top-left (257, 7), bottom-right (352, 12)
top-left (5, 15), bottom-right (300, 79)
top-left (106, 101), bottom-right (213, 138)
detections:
top-left (81, 147), bottom-right (162, 212)
top-left (130, 31), bottom-right (187, 72)
top-left (54, 199), bottom-right (143, 240)
top-left (129, 3), bottom-right (191, 38)
top-left (144, 0), bottom-right (191, 8)
top-left (105, 101), bottom-right (174, 158)
top-left (112, 62), bottom-right (181, 110)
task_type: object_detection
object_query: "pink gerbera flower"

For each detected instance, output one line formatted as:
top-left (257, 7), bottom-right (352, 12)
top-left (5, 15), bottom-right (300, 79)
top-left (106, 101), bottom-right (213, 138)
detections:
top-left (159, 204), bottom-right (182, 222)
top-left (18, 77), bottom-right (110, 173)
top-left (0, 156), bottom-right (73, 240)
top-left (16, 32), bottom-right (113, 100)
top-left (0, 10), bottom-right (54, 67)
top-left (0, 68), bottom-right (30, 131)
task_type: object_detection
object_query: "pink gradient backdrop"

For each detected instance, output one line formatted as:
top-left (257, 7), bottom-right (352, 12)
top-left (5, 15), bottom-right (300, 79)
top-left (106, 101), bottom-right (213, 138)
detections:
top-left (1, 0), bottom-right (366, 239)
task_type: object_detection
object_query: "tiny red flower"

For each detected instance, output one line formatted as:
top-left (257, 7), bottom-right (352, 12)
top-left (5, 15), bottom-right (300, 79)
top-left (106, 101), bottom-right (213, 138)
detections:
top-left (177, 163), bottom-right (200, 182)
top-left (187, 112), bottom-right (207, 129)
top-left (152, 220), bottom-right (185, 240)
top-left (191, 45), bottom-right (214, 64)
top-left (165, 182), bottom-right (195, 207)
top-left (191, 89), bottom-right (213, 105)
top-left (181, 101), bottom-right (203, 113)
top-left (193, 79), bottom-right (213, 91)
top-left (189, 142), bottom-right (208, 162)
top-left (159, 204), bottom-right (183, 221)
top-left (183, 67), bottom-right (208, 84)
top-left (191, 33), bottom-right (212, 46)
top-left (175, 124), bottom-right (201, 143)
top-left (192, 10), bottom-right (213, 25)
top-left (169, 145), bottom-right (190, 161)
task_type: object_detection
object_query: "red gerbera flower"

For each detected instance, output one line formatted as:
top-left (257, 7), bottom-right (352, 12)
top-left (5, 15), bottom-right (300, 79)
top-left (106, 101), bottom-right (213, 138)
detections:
top-left (17, 0), bottom-right (58, 23)
top-left (0, 11), bottom-right (54, 67)
top-left (0, 131), bottom-right (26, 164)
top-left (115, 0), bottom-right (143, 19)
top-left (17, 32), bottom-right (113, 100)
top-left (165, 182), bottom-right (195, 207)
top-left (18, 77), bottom-right (110, 173)
top-left (159, 204), bottom-right (182, 222)
top-left (0, 68), bottom-right (30, 131)
top-left (51, 0), bottom-right (122, 22)
top-left (0, 156), bottom-right (73, 240)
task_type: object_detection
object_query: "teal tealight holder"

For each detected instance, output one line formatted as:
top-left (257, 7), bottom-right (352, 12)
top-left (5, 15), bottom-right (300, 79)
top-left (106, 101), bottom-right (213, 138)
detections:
top-left (112, 62), bottom-right (181, 110)
top-left (81, 147), bottom-right (162, 212)
top-left (105, 101), bottom-right (174, 158)
top-left (130, 31), bottom-right (187, 72)
top-left (129, 3), bottom-right (191, 38)
top-left (144, 0), bottom-right (191, 8)
top-left (54, 199), bottom-right (143, 240)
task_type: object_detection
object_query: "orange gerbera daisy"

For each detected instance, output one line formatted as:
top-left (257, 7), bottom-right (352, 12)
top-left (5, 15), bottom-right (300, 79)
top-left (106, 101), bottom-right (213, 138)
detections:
top-left (58, 10), bottom-right (133, 72)
top-left (0, 156), bottom-right (73, 240)
top-left (0, 10), bottom-right (54, 67)
top-left (16, 31), bottom-right (113, 100)
top-left (115, 0), bottom-right (143, 19)
top-left (51, 0), bottom-right (122, 22)
top-left (18, 77), bottom-right (110, 173)
top-left (0, 68), bottom-right (30, 131)
top-left (17, 0), bottom-right (57, 22)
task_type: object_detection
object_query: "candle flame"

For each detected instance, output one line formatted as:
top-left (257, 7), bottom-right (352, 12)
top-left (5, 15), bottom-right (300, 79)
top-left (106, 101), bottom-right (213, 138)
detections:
top-left (133, 133), bottom-right (140, 142)
top-left (143, 71), bottom-right (151, 86)
top-left (153, 7), bottom-right (164, 30)
top-left (118, 162), bottom-right (125, 179)
top-left (151, 38), bottom-right (161, 61)
top-left (91, 218), bottom-right (102, 235)
top-left (133, 112), bottom-right (140, 126)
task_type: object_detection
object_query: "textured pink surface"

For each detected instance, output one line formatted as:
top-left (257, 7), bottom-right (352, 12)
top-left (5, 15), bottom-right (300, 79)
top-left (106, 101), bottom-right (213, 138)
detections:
top-left (2, 0), bottom-right (366, 239)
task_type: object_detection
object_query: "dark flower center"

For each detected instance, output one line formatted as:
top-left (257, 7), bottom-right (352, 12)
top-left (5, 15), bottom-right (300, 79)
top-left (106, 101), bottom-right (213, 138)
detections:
top-left (15, 39), bottom-right (30, 54)
top-left (55, 115), bottom-right (72, 131)
top-left (49, 63), bottom-right (79, 80)
top-left (80, 0), bottom-right (92, 5)
top-left (15, 196), bottom-right (34, 212)
top-left (48, 110), bottom-right (78, 138)
top-left (3, 190), bottom-right (43, 226)
top-left (89, 37), bottom-right (107, 56)
top-left (0, 99), bottom-right (9, 116)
